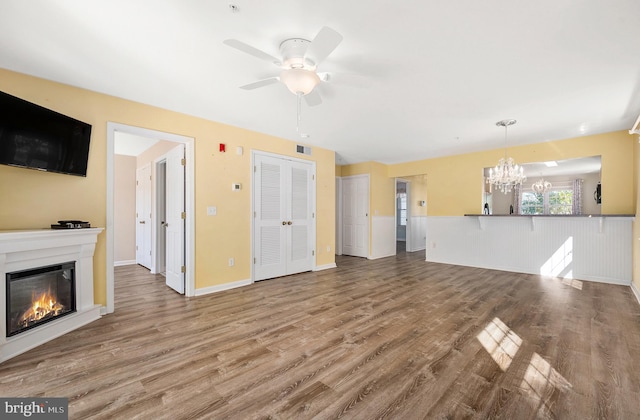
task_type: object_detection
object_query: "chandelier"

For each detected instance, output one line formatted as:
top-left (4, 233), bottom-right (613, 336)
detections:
top-left (487, 119), bottom-right (526, 193)
top-left (532, 178), bottom-right (552, 194)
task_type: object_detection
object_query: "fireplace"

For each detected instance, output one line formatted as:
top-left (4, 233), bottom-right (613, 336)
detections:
top-left (6, 262), bottom-right (76, 337)
top-left (1, 228), bottom-right (103, 362)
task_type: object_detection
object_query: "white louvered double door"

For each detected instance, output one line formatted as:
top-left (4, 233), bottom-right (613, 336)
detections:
top-left (253, 153), bottom-right (315, 281)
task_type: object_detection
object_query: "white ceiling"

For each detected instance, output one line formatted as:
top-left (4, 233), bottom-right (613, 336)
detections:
top-left (1, 1), bottom-right (639, 165)
top-left (113, 132), bottom-right (159, 156)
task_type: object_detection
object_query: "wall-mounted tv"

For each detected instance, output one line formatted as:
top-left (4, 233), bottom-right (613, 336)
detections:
top-left (0, 90), bottom-right (92, 177)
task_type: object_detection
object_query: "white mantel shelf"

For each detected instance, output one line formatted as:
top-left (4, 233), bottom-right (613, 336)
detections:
top-left (0, 228), bottom-right (104, 362)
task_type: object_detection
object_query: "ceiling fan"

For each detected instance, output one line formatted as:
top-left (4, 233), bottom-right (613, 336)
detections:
top-left (223, 27), bottom-right (343, 106)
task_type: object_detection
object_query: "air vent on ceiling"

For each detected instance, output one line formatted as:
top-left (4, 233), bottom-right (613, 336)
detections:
top-left (296, 145), bottom-right (312, 155)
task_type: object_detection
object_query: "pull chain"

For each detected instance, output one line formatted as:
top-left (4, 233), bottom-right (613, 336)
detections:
top-left (296, 92), bottom-right (302, 134)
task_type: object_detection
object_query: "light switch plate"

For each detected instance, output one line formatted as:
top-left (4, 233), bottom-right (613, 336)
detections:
top-left (207, 206), bottom-right (217, 216)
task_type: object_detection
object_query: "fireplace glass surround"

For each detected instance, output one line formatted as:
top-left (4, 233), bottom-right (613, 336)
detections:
top-left (6, 262), bottom-right (76, 337)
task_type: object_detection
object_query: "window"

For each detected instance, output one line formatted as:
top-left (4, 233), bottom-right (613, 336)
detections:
top-left (397, 193), bottom-right (407, 226)
top-left (520, 186), bottom-right (574, 215)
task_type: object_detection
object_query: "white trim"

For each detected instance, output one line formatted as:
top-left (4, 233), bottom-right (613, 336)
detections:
top-left (195, 278), bottom-right (253, 296)
top-left (335, 177), bottom-right (343, 256)
top-left (107, 122), bottom-right (196, 314)
top-left (631, 282), bottom-right (640, 306)
top-left (314, 263), bottom-right (337, 271)
top-left (151, 154), bottom-right (168, 275)
top-left (629, 113), bottom-right (640, 134)
top-left (114, 260), bottom-right (136, 267)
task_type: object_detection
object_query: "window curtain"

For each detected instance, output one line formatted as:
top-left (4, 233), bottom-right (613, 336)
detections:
top-left (513, 183), bottom-right (522, 214)
top-left (572, 178), bottom-right (583, 215)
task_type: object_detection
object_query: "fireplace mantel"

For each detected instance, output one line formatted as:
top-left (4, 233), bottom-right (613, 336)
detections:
top-left (0, 228), bottom-right (103, 362)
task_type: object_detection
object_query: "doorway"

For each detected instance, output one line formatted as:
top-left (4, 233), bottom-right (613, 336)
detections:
top-left (154, 159), bottom-right (167, 275)
top-left (107, 123), bottom-right (195, 313)
top-left (396, 179), bottom-right (410, 253)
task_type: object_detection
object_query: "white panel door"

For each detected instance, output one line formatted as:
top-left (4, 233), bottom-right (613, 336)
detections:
top-left (165, 144), bottom-right (185, 294)
top-left (135, 163), bottom-right (152, 268)
top-left (254, 153), bottom-right (314, 281)
top-left (342, 175), bottom-right (369, 258)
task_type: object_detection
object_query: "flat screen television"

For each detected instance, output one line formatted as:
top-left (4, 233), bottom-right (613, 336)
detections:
top-left (0, 90), bottom-right (92, 177)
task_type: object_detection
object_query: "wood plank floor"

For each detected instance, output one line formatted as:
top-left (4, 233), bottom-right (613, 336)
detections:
top-left (2, 252), bottom-right (640, 419)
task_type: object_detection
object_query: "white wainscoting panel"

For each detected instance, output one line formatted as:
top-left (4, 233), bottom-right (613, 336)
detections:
top-left (425, 216), bottom-right (632, 285)
top-left (409, 216), bottom-right (427, 252)
top-left (371, 216), bottom-right (396, 259)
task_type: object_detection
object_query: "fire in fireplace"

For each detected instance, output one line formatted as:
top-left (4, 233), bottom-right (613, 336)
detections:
top-left (6, 262), bottom-right (76, 337)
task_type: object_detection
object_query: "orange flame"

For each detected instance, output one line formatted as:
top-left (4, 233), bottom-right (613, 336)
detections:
top-left (18, 287), bottom-right (66, 328)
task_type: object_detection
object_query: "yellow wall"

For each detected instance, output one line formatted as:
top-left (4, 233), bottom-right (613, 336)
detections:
top-left (406, 175), bottom-right (428, 217)
top-left (339, 132), bottom-right (635, 280)
top-left (0, 69), bottom-right (336, 304)
top-left (388, 131), bottom-right (635, 216)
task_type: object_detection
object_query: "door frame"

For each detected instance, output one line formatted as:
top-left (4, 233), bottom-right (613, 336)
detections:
top-left (135, 163), bottom-right (152, 268)
top-left (106, 122), bottom-right (195, 313)
top-left (251, 150), bottom-right (317, 282)
top-left (152, 157), bottom-right (167, 275)
top-left (335, 177), bottom-right (343, 256)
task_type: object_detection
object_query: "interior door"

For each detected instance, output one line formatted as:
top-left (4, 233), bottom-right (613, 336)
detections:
top-left (135, 163), bottom-right (152, 268)
top-left (165, 144), bottom-right (185, 294)
top-left (254, 153), bottom-right (314, 281)
top-left (342, 175), bottom-right (369, 258)
top-left (286, 160), bottom-right (314, 274)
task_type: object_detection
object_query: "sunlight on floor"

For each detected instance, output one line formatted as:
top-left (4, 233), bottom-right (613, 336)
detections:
top-left (561, 278), bottom-right (583, 290)
top-left (540, 237), bottom-right (573, 278)
top-left (476, 317), bottom-right (522, 371)
top-left (520, 352), bottom-right (572, 414)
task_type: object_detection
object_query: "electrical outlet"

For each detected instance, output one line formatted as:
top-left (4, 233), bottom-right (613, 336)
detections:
top-left (228, 258), bottom-right (234, 267)
top-left (207, 206), bottom-right (217, 216)
top-left (326, 245), bottom-right (331, 252)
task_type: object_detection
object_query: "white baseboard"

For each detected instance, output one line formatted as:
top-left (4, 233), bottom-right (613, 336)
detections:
top-left (114, 260), bottom-right (136, 267)
top-left (631, 282), bottom-right (640, 306)
top-left (195, 278), bottom-right (252, 297)
top-left (314, 263), bottom-right (337, 271)
top-left (368, 252), bottom-right (396, 260)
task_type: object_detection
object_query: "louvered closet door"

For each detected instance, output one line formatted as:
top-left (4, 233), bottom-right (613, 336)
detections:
top-left (286, 160), bottom-right (313, 274)
top-left (254, 153), bottom-right (314, 281)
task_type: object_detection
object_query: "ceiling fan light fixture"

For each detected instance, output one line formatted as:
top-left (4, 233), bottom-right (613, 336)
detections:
top-left (280, 69), bottom-right (320, 95)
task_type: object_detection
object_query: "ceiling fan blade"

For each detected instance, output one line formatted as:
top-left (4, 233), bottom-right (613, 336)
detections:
top-left (239, 77), bottom-right (280, 90)
top-left (304, 89), bottom-right (322, 106)
top-left (223, 39), bottom-right (282, 66)
top-left (305, 27), bottom-right (343, 67)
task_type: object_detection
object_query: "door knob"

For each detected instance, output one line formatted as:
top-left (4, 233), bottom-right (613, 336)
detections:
top-left (139, 221), bottom-right (146, 224)
top-left (282, 221), bottom-right (287, 225)
top-left (287, 221), bottom-right (292, 225)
